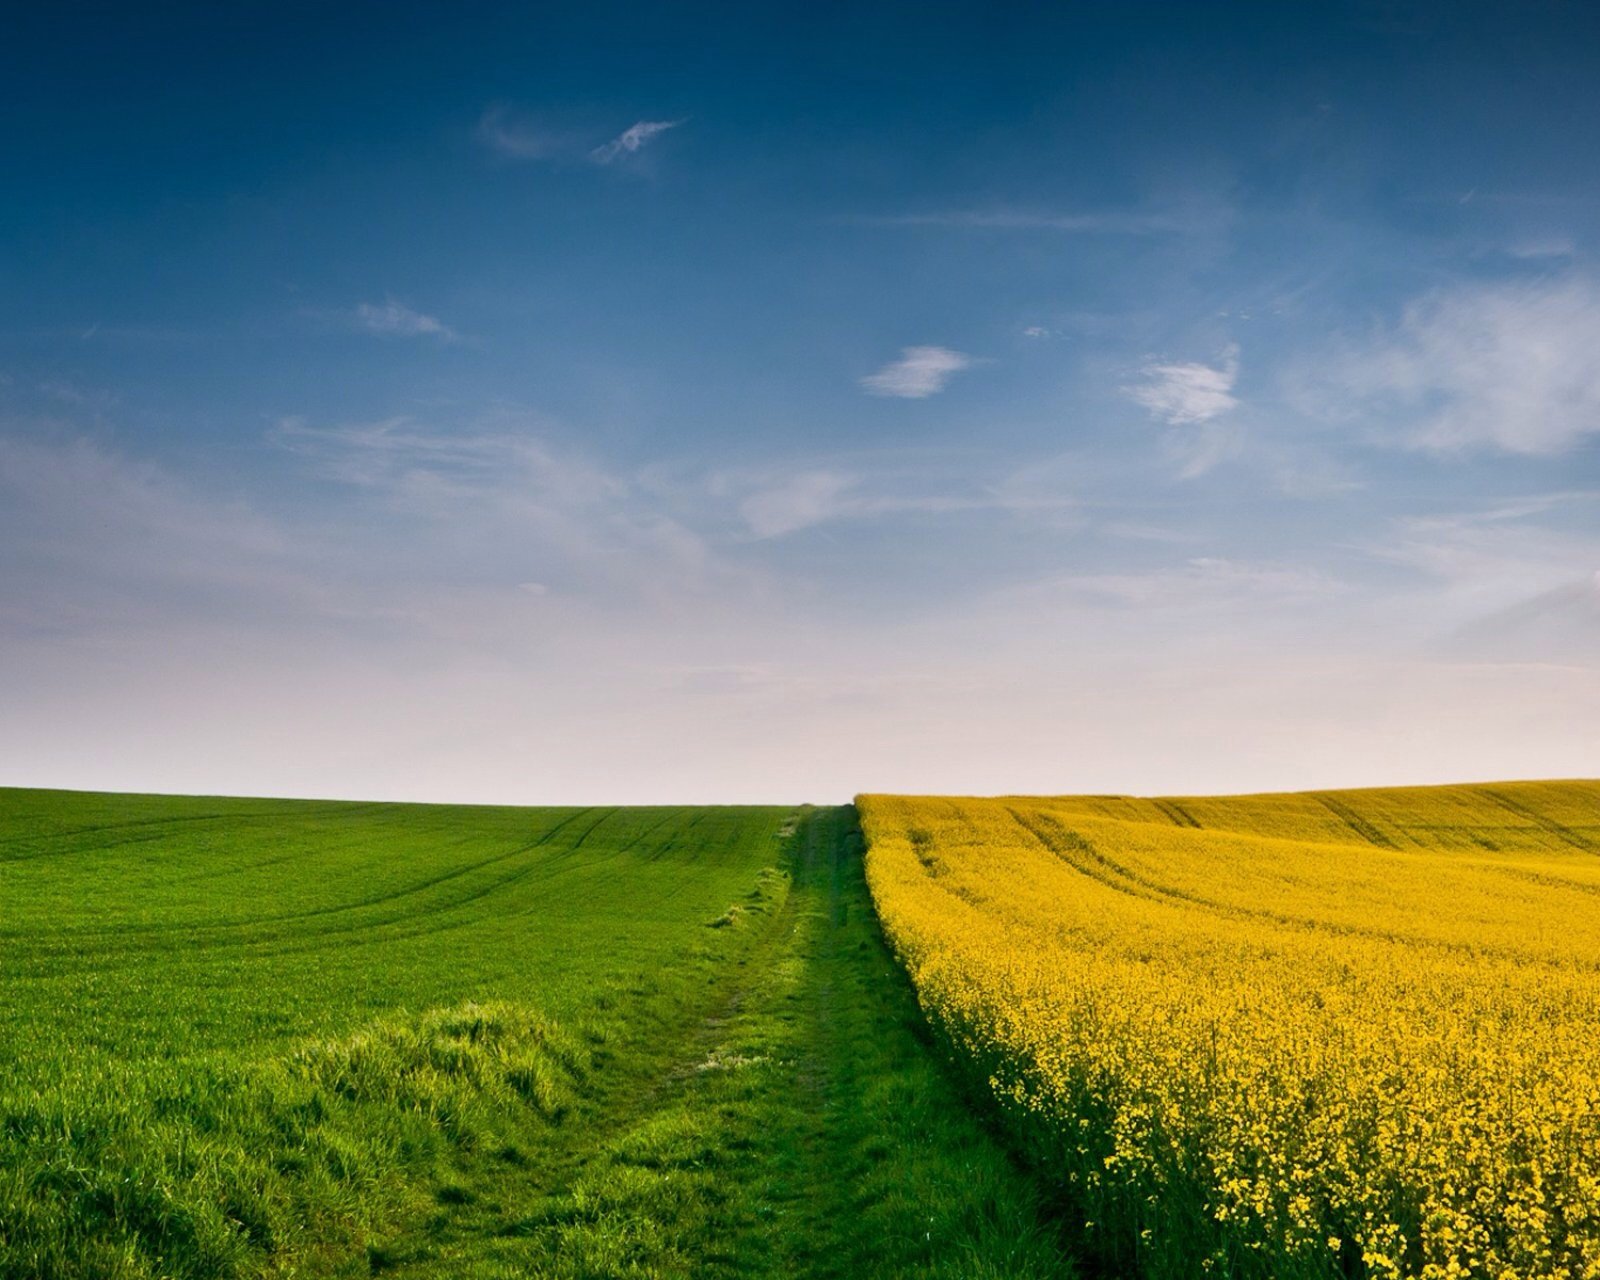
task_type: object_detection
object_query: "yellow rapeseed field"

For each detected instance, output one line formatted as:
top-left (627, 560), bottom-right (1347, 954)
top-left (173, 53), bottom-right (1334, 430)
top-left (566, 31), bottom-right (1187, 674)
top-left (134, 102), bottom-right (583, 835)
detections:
top-left (859, 782), bottom-right (1600, 1280)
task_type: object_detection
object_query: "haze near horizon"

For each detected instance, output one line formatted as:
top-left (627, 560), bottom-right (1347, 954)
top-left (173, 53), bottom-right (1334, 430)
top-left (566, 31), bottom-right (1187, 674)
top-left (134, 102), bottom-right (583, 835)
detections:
top-left (3, 1), bottom-right (1598, 803)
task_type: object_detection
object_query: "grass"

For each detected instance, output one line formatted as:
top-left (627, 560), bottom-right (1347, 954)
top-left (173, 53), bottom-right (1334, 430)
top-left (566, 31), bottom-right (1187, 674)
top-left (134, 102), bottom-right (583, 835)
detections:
top-left (0, 789), bottom-right (1063, 1278)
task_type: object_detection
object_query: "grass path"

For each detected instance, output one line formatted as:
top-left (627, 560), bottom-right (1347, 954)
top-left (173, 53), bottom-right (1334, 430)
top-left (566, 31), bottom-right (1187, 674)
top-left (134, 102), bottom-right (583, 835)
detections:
top-left (366, 806), bottom-right (1067, 1279)
top-left (1, 792), bottom-right (1065, 1277)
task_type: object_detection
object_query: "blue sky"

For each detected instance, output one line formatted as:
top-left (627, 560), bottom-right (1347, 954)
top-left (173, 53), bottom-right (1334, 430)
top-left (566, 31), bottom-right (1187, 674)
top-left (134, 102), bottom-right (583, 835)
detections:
top-left (3, 1), bottom-right (1598, 802)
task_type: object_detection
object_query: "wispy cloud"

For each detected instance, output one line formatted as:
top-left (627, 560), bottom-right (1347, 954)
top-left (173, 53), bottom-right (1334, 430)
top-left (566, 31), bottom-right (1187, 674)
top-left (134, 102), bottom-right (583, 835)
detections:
top-left (1307, 276), bottom-right (1600, 455)
top-left (738, 471), bottom-right (859, 538)
top-left (476, 107), bottom-right (685, 168)
top-left (1127, 345), bottom-right (1240, 425)
top-left (1040, 556), bottom-right (1341, 610)
top-left (851, 209), bottom-right (1183, 234)
top-left (860, 346), bottom-right (974, 399)
top-left (39, 380), bottom-right (118, 410)
top-left (9, 416), bottom-right (1597, 803)
top-left (1451, 573), bottom-right (1600, 664)
top-left (269, 413), bottom-right (737, 603)
top-left (589, 119), bottom-right (685, 165)
top-left (721, 455), bottom-right (1080, 540)
top-left (1505, 233), bottom-right (1577, 260)
top-left (1367, 496), bottom-right (1600, 604)
top-left (476, 105), bottom-right (564, 160)
top-left (271, 415), bottom-right (619, 508)
top-left (352, 300), bottom-right (458, 341)
top-left (0, 431), bottom-right (307, 639)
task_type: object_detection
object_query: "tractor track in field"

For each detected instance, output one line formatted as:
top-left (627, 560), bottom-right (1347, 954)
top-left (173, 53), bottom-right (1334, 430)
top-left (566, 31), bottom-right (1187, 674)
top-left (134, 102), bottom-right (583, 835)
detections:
top-left (1481, 787), bottom-right (1596, 852)
top-left (1312, 793), bottom-right (1401, 849)
top-left (1, 810), bottom-right (641, 977)
top-left (0, 808), bottom-right (608, 943)
top-left (364, 813), bottom-right (815, 1278)
top-left (1003, 802), bottom-right (1600, 967)
top-left (368, 806), bottom-right (1065, 1279)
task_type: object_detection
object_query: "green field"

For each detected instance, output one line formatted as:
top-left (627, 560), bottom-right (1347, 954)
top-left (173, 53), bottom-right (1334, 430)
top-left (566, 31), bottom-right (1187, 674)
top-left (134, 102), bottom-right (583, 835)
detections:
top-left (0, 790), bottom-right (1061, 1279)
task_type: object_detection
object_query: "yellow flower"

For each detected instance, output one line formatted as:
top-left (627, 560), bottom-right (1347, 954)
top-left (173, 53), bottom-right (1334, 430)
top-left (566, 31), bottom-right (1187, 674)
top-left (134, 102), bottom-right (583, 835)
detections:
top-left (859, 781), bottom-right (1600, 1279)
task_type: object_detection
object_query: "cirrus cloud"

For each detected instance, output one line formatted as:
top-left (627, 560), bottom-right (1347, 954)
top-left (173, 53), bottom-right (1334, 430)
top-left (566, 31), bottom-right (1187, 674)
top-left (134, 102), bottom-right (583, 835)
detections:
top-left (1315, 277), bottom-right (1600, 455)
top-left (589, 119), bottom-right (685, 165)
top-left (476, 104), bottom-right (564, 160)
top-left (1127, 345), bottom-right (1240, 425)
top-left (352, 300), bottom-right (457, 341)
top-left (860, 346), bottom-right (975, 399)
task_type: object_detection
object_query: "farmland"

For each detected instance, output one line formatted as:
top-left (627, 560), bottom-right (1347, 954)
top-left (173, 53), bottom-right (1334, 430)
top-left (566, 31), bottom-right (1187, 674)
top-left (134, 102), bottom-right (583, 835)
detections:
top-left (859, 782), bottom-right (1600, 1280)
top-left (0, 791), bottom-right (1060, 1279)
top-left (12, 780), bottom-right (1600, 1280)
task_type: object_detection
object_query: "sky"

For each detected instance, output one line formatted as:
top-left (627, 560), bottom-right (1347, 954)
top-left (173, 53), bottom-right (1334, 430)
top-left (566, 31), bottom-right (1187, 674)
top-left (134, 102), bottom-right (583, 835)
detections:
top-left (3, 1), bottom-right (1599, 804)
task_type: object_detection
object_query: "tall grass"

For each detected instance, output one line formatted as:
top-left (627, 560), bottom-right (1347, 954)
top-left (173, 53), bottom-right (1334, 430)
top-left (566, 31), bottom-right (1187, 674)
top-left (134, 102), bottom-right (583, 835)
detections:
top-left (2, 1003), bottom-right (590, 1279)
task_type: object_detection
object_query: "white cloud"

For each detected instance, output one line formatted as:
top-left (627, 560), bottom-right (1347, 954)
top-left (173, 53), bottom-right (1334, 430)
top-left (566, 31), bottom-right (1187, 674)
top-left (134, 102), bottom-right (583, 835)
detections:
top-left (269, 413), bottom-right (741, 604)
top-left (7, 423), bottom-right (1600, 804)
top-left (860, 346), bottom-right (974, 399)
top-left (476, 105), bottom-right (562, 160)
top-left (1506, 233), bottom-right (1576, 260)
top-left (739, 471), bottom-right (858, 538)
top-left (1022, 326), bottom-right (1050, 339)
top-left (1294, 491), bottom-right (1600, 664)
top-left (271, 415), bottom-right (628, 526)
top-left (352, 300), bottom-right (457, 341)
top-left (0, 432), bottom-right (314, 639)
top-left (1037, 556), bottom-right (1339, 610)
top-left (720, 453), bottom-right (1081, 540)
top-left (476, 108), bottom-right (683, 168)
top-left (1366, 497), bottom-right (1600, 611)
top-left (1127, 345), bottom-right (1240, 425)
top-left (852, 209), bottom-right (1185, 234)
top-left (1315, 277), bottom-right (1600, 454)
top-left (589, 119), bottom-right (685, 165)
top-left (0, 413), bottom-right (778, 657)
